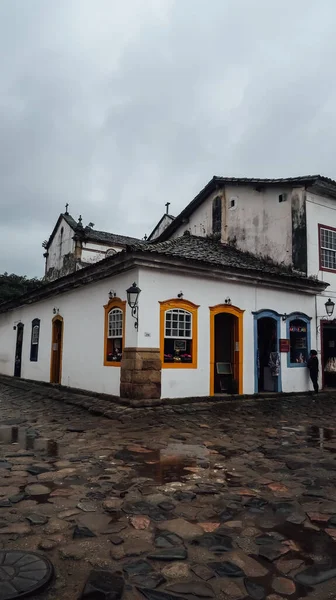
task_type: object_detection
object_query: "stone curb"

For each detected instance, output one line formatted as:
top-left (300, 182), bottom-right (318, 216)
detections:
top-left (1, 374), bottom-right (336, 422)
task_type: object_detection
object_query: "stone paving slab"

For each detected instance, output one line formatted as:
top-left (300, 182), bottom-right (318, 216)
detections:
top-left (2, 382), bottom-right (336, 598)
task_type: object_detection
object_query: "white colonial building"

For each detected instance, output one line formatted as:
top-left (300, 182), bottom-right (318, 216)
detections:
top-left (1, 174), bottom-right (335, 403)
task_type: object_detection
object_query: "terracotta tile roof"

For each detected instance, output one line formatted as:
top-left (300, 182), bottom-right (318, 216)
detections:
top-left (84, 228), bottom-right (142, 246)
top-left (128, 233), bottom-right (323, 286)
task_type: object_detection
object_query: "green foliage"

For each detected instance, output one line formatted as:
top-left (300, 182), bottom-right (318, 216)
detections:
top-left (0, 273), bottom-right (44, 304)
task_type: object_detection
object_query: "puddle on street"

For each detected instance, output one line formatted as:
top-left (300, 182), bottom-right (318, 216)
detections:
top-left (0, 426), bottom-right (60, 457)
top-left (119, 443), bottom-right (212, 484)
top-left (306, 426), bottom-right (336, 451)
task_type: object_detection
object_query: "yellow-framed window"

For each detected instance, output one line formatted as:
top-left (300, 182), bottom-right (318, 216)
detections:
top-left (159, 299), bottom-right (199, 369)
top-left (103, 298), bottom-right (126, 366)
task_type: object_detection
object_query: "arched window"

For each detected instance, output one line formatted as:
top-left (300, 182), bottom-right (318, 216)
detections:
top-left (159, 299), bottom-right (199, 368)
top-left (106, 249), bottom-right (117, 258)
top-left (104, 299), bottom-right (126, 366)
top-left (286, 313), bottom-right (311, 367)
top-left (30, 318), bottom-right (40, 362)
top-left (212, 196), bottom-right (222, 236)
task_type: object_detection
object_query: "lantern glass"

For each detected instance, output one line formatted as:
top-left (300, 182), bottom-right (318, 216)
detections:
top-left (126, 282), bottom-right (141, 308)
top-left (325, 298), bottom-right (335, 317)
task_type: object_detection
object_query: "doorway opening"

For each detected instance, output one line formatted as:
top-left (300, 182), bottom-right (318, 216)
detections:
top-left (50, 316), bottom-right (63, 384)
top-left (254, 311), bottom-right (281, 393)
top-left (321, 321), bottom-right (336, 389)
top-left (210, 305), bottom-right (244, 395)
top-left (14, 323), bottom-right (24, 377)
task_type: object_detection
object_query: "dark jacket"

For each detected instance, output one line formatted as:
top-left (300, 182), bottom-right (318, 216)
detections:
top-left (307, 356), bottom-right (319, 373)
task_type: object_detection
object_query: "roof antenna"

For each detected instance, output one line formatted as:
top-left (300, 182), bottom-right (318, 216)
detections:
top-left (65, 203), bottom-right (69, 215)
top-left (165, 202), bottom-right (170, 215)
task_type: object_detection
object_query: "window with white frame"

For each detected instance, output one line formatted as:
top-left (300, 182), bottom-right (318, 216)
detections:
top-left (164, 309), bottom-right (192, 363)
top-left (106, 308), bottom-right (123, 362)
top-left (320, 226), bottom-right (336, 270)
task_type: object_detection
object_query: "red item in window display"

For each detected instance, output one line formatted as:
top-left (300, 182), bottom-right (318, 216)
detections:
top-left (107, 350), bottom-right (122, 362)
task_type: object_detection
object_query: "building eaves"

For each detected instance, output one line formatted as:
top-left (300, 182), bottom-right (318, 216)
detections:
top-left (129, 234), bottom-right (327, 291)
top-left (0, 233), bottom-right (327, 314)
top-left (156, 174), bottom-right (336, 242)
top-left (83, 229), bottom-right (143, 246)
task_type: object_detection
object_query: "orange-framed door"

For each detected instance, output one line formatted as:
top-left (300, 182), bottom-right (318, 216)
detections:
top-left (50, 316), bottom-right (63, 384)
top-left (209, 304), bottom-right (244, 395)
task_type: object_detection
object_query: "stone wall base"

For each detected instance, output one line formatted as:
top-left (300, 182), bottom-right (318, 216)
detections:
top-left (120, 347), bottom-right (161, 401)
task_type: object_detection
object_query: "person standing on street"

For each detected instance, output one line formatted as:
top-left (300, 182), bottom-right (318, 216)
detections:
top-left (307, 349), bottom-right (319, 393)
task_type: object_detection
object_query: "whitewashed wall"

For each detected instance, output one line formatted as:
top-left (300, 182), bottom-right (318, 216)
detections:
top-left (172, 190), bottom-right (219, 239)
top-left (306, 193), bottom-right (336, 366)
top-left (149, 215), bottom-right (175, 241)
top-left (81, 242), bottom-right (123, 265)
top-left (0, 264), bottom-right (318, 399)
top-left (172, 185), bottom-right (295, 266)
top-left (0, 269), bottom-right (139, 396)
top-left (224, 185), bottom-right (294, 265)
top-left (138, 267), bottom-right (316, 398)
top-left (46, 218), bottom-right (75, 271)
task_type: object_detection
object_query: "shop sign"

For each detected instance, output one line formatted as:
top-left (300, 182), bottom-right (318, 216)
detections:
top-left (280, 338), bottom-right (290, 353)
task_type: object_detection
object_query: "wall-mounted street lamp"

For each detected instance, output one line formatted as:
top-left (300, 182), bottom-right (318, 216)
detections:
top-left (325, 298), bottom-right (335, 318)
top-left (126, 282), bottom-right (141, 329)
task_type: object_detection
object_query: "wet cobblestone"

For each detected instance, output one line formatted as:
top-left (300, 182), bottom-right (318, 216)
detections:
top-left (2, 382), bottom-right (336, 598)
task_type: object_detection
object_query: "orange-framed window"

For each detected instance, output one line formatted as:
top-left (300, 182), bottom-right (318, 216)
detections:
top-left (104, 298), bottom-right (126, 366)
top-left (159, 299), bottom-right (199, 369)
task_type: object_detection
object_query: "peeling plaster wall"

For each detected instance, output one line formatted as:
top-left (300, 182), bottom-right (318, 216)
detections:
top-left (224, 185), bottom-right (294, 265)
top-left (81, 242), bottom-right (123, 265)
top-left (172, 190), bottom-right (222, 239)
top-left (292, 190), bottom-right (307, 273)
top-left (46, 218), bottom-right (75, 273)
top-left (149, 215), bottom-right (175, 241)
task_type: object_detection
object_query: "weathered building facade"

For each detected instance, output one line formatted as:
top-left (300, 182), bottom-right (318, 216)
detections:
top-left (43, 211), bottom-right (141, 281)
top-left (1, 174), bottom-right (336, 402)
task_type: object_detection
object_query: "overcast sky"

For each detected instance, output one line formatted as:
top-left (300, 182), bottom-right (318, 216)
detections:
top-left (1, 0), bottom-right (336, 277)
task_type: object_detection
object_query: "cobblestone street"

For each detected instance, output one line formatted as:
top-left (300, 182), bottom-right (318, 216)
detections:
top-left (2, 383), bottom-right (336, 599)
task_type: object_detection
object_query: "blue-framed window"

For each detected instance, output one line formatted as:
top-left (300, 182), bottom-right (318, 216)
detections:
top-left (286, 313), bottom-right (311, 367)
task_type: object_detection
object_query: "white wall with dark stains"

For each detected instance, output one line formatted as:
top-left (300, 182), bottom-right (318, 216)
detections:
top-left (46, 217), bottom-right (75, 272)
top-left (81, 242), bottom-right (124, 264)
top-left (224, 185), bottom-right (295, 265)
top-left (172, 190), bottom-right (220, 239)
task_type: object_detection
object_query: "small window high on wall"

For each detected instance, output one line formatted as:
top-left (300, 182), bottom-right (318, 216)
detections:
top-left (212, 196), bottom-right (222, 236)
top-left (287, 315), bottom-right (311, 367)
top-left (30, 319), bottom-right (40, 362)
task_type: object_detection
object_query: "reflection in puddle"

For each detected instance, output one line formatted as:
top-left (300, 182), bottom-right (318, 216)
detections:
top-left (123, 443), bottom-right (211, 484)
top-left (0, 426), bottom-right (59, 457)
top-left (307, 426), bottom-right (334, 450)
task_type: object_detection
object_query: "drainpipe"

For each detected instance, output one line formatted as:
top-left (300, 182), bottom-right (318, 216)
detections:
top-left (222, 186), bottom-right (227, 243)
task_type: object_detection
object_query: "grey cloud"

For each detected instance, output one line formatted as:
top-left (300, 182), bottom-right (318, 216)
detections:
top-left (0, 0), bottom-right (336, 277)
